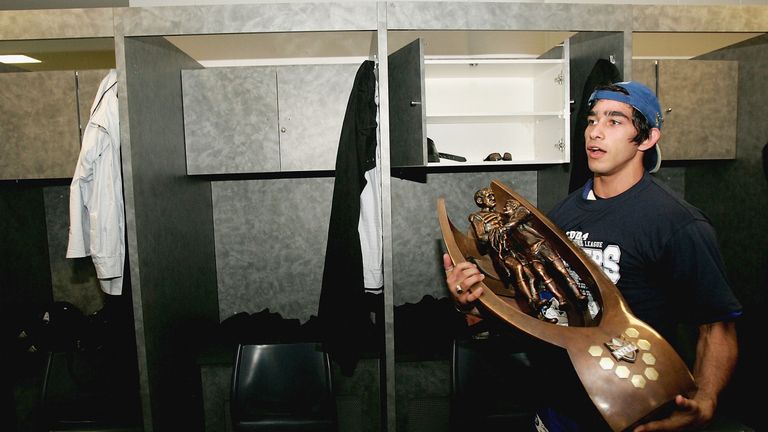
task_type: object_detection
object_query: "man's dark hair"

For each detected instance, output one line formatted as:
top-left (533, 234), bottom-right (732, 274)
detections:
top-left (589, 84), bottom-right (652, 144)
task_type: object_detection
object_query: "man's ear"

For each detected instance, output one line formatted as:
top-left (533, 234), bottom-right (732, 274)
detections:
top-left (638, 128), bottom-right (661, 151)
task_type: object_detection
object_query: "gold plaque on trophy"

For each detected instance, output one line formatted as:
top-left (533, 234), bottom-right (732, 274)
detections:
top-left (438, 180), bottom-right (696, 432)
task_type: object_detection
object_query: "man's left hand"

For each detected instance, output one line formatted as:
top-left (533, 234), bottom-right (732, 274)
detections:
top-left (633, 394), bottom-right (715, 432)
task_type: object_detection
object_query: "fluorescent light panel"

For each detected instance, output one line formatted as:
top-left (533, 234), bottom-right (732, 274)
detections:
top-left (0, 54), bottom-right (41, 64)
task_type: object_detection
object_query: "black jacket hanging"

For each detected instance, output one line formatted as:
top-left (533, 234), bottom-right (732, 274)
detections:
top-left (318, 60), bottom-right (378, 375)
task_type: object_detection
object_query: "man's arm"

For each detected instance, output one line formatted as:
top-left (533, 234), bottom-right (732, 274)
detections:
top-left (634, 320), bottom-right (738, 432)
top-left (691, 321), bottom-right (738, 418)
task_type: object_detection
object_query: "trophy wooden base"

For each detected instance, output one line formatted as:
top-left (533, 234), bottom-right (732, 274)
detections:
top-left (438, 180), bottom-right (696, 432)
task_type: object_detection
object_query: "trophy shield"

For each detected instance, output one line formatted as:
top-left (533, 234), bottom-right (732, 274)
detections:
top-left (438, 179), bottom-right (696, 432)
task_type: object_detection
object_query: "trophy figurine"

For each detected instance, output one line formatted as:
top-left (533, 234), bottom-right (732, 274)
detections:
top-left (438, 180), bottom-right (696, 432)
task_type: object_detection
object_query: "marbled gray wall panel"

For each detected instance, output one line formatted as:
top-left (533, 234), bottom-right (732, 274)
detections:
top-left (119, 2), bottom-right (378, 36)
top-left (632, 5), bottom-right (768, 32)
top-left (0, 8), bottom-right (113, 40)
top-left (653, 166), bottom-right (685, 197)
top-left (391, 171), bottom-right (537, 306)
top-left (386, 2), bottom-right (629, 32)
top-left (0, 71), bottom-right (80, 180)
top-left (694, 37), bottom-right (768, 295)
top-left (536, 164), bottom-right (570, 215)
top-left (123, 35), bottom-right (219, 431)
top-left (44, 186), bottom-right (103, 315)
top-left (182, 67), bottom-right (280, 174)
top-left (277, 64), bottom-right (360, 172)
top-left (213, 177), bottom-right (334, 322)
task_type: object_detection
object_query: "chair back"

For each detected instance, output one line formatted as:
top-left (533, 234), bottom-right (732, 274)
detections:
top-left (230, 343), bottom-right (337, 432)
top-left (39, 350), bottom-right (142, 431)
top-left (451, 336), bottom-right (536, 431)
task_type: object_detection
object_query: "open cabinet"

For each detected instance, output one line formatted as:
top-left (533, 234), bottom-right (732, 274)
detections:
top-left (388, 33), bottom-right (571, 168)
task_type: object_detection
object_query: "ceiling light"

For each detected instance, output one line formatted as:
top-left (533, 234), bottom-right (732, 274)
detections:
top-left (0, 55), bottom-right (41, 64)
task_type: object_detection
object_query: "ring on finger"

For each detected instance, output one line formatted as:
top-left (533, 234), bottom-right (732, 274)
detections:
top-left (455, 284), bottom-right (464, 295)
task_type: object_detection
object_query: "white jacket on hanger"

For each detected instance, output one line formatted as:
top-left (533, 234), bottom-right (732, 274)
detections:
top-left (360, 77), bottom-right (383, 294)
top-left (66, 69), bottom-right (124, 295)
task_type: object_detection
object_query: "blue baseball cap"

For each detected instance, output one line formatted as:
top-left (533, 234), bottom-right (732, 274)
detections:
top-left (588, 81), bottom-right (663, 173)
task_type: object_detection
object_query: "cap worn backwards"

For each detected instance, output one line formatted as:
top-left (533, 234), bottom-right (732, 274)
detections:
top-left (588, 81), bottom-right (663, 173)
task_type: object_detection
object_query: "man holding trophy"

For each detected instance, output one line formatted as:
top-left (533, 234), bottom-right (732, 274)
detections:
top-left (444, 82), bottom-right (742, 431)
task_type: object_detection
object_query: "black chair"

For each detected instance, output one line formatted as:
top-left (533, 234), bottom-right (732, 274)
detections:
top-left (450, 335), bottom-right (537, 432)
top-left (37, 350), bottom-right (142, 432)
top-left (230, 343), bottom-right (337, 432)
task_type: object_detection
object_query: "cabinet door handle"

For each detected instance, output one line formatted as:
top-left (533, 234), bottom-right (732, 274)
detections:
top-left (410, 101), bottom-right (421, 106)
top-left (280, 127), bottom-right (287, 133)
top-left (665, 108), bottom-right (672, 113)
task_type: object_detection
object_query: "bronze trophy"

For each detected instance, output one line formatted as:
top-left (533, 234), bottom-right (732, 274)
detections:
top-left (438, 180), bottom-right (696, 432)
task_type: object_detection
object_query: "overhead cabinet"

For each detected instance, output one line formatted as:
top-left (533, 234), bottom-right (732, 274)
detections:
top-left (0, 71), bottom-right (80, 180)
top-left (182, 66), bottom-right (280, 174)
top-left (632, 59), bottom-right (738, 160)
top-left (181, 63), bottom-right (360, 174)
top-left (0, 69), bottom-right (112, 180)
top-left (388, 38), bottom-right (570, 168)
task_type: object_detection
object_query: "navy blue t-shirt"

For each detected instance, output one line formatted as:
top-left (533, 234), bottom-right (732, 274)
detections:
top-left (548, 173), bottom-right (741, 338)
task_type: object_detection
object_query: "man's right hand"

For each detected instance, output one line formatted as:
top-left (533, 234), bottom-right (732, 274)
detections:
top-left (444, 253), bottom-right (484, 311)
